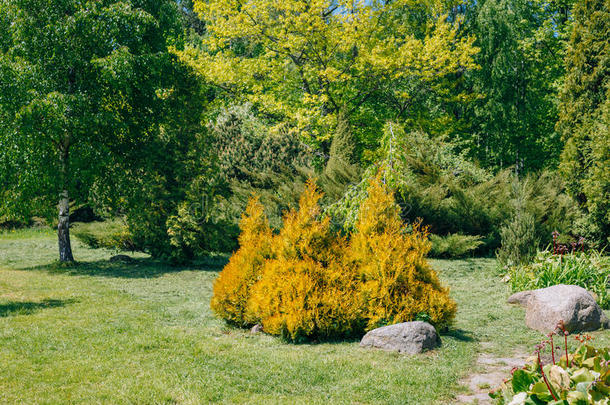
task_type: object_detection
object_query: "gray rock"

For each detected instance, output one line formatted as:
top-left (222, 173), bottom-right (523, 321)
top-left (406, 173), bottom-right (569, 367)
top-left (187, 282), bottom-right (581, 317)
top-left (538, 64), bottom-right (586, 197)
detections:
top-left (360, 321), bottom-right (441, 354)
top-left (507, 284), bottom-right (610, 333)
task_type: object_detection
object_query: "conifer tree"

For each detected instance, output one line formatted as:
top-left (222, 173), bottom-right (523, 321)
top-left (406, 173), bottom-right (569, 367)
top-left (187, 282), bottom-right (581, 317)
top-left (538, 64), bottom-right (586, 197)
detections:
top-left (558, 0), bottom-right (610, 243)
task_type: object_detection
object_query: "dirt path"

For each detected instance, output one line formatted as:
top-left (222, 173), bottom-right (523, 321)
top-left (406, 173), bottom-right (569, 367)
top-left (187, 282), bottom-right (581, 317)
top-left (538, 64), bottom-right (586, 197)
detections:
top-left (456, 346), bottom-right (529, 404)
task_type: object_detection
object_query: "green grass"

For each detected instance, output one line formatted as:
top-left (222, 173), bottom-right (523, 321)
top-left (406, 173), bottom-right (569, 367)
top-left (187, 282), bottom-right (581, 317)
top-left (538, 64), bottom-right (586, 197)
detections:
top-left (1, 228), bottom-right (608, 404)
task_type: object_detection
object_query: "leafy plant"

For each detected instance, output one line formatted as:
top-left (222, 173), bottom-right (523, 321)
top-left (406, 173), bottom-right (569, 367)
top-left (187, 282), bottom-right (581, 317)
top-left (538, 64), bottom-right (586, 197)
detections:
top-left (497, 179), bottom-right (539, 267)
top-left (429, 233), bottom-right (484, 258)
top-left (490, 322), bottom-right (610, 404)
top-left (558, 0), bottom-right (610, 246)
top-left (507, 249), bottom-right (610, 309)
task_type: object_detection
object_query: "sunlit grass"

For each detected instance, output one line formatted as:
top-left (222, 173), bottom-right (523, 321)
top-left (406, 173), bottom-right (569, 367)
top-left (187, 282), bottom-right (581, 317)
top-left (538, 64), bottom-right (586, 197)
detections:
top-left (0, 229), bottom-right (607, 404)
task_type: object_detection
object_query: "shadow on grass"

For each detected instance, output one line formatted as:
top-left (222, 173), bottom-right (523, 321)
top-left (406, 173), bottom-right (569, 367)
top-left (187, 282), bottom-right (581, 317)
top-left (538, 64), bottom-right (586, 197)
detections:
top-left (442, 328), bottom-right (476, 342)
top-left (24, 255), bottom-right (229, 279)
top-left (0, 298), bottom-right (76, 317)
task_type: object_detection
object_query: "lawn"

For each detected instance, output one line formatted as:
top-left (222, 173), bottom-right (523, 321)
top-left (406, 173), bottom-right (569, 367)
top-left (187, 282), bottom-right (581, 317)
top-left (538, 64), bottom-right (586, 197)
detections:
top-left (0, 228), bottom-right (608, 404)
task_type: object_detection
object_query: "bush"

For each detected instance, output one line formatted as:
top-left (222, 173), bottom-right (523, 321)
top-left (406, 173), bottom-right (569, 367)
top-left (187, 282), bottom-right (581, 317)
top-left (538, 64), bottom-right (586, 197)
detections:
top-left (496, 180), bottom-right (539, 267)
top-left (429, 233), bottom-right (484, 258)
top-left (345, 176), bottom-right (457, 330)
top-left (72, 220), bottom-right (135, 252)
top-left (327, 124), bottom-right (578, 255)
top-left (211, 176), bottom-right (457, 341)
top-left (491, 324), bottom-right (610, 404)
top-left (507, 250), bottom-right (610, 309)
top-left (210, 196), bottom-right (273, 326)
top-left (166, 104), bottom-right (316, 261)
top-left (211, 103), bottom-right (315, 230)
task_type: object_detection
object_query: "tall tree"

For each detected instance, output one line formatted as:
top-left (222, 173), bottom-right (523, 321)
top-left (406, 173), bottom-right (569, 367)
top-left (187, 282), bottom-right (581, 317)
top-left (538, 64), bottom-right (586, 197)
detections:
top-left (0, 0), bottom-right (189, 261)
top-left (178, 0), bottom-right (479, 158)
top-left (460, 0), bottom-right (571, 172)
top-left (557, 0), bottom-right (610, 244)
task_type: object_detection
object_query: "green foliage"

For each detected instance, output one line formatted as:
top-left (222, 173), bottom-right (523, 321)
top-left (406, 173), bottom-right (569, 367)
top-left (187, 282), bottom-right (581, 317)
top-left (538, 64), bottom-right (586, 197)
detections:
top-left (558, 0), bottom-right (610, 246)
top-left (72, 220), bottom-right (135, 252)
top-left (460, 0), bottom-right (570, 172)
top-left (507, 250), bottom-right (610, 309)
top-left (329, 124), bottom-right (578, 254)
top-left (0, 0), bottom-right (199, 260)
top-left (164, 104), bottom-right (315, 260)
top-left (491, 334), bottom-right (610, 404)
top-left (211, 103), bottom-right (314, 231)
top-left (212, 177), bottom-right (456, 341)
top-left (496, 180), bottom-right (540, 267)
top-left (319, 112), bottom-right (361, 201)
top-left (178, 0), bottom-right (478, 158)
top-left (429, 234), bottom-right (484, 258)
top-left (497, 210), bottom-right (537, 268)
top-left (497, 171), bottom-right (583, 267)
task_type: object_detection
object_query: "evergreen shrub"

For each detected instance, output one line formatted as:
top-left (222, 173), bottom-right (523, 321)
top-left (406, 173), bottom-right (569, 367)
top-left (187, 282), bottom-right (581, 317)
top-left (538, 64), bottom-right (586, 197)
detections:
top-left (211, 176), bottom-right (457, 341)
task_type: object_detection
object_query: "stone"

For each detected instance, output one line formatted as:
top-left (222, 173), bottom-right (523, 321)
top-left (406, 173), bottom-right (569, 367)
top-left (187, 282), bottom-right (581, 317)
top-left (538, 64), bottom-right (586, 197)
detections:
top-left (109, 254), bottom-right (133, 263)
top-left (359, 321), bottom-right (440, 354)
top-left (507, 284), bottom-right (610, 333)
top-left (250, 324), bottom-right (263, 334)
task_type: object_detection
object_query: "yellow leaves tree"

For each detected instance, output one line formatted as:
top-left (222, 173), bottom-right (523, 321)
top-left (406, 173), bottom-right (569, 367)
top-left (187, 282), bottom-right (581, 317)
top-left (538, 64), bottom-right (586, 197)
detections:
top-left (178, 0), bottom-right (478, 141)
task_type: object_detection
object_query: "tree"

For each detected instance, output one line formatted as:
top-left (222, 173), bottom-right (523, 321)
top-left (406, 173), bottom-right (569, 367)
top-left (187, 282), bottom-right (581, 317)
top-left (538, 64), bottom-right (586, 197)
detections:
top-left (459, 0), bottom-right (571, 172)
top-left (0, 0), bottom-right (188, 261)
top-left (557, 0), bottom-right (610, 244)
top-left (178, 0), bottom-right (479, 157)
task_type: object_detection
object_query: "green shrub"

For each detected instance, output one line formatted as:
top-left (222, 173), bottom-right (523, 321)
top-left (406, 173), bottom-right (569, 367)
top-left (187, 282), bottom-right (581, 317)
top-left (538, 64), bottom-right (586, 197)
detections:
top-left (0, 217), bottom-right (30, 230)
top-left (167, 104), bottom-right (316, 261)
top-left (491, 325), bottom-right (610, 404)
top-left (72, 220), bottom-right (135, 252)
top-left (429, 233), bottom-right (484, 258)
top-left (507, 250), bottom-right (610, 309)
top-left (327, 124), bottom-right (578, 255)
top-left (496, 179), bottom-right (539, 267)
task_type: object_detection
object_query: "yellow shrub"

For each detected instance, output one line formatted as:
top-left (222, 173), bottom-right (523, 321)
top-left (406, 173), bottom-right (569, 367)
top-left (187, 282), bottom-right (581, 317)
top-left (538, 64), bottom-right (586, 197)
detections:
top-left (210, 196), bottom-right (272, 326)
top-left (347, 175), bottom-right (457, 330)
top-left (247, 181), bottom-right (362, 340)
top-left (211, 175), bottom-right (457, 340)
top-left (247, 257), bottom-right (362, 340)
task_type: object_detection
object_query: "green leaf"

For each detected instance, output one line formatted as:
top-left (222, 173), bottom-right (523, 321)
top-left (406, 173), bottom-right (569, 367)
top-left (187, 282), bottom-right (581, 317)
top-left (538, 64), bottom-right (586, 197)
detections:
top-left (566, 390), bottom-right (589, 405)
top-left (513, 369), bottom-right (535, 393)
top-left (572, 369), bottom-right (596, 384)
top-left (530, 381), bottom-right (553, 402)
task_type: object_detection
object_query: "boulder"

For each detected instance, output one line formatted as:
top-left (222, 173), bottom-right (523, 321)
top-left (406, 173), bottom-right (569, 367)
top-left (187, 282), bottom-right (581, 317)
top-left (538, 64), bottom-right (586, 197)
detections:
top-left (360, 321), bottom-right (441, 354)
top-left (507, 284), bottom-right (610, 333)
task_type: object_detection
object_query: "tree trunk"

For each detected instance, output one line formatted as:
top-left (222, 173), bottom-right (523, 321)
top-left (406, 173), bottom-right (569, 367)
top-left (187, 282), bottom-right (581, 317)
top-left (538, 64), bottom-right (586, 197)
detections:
top-left (58, 189), bottom-right (74, 262)
top-left (58, 137), bottom-right (74, 262)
